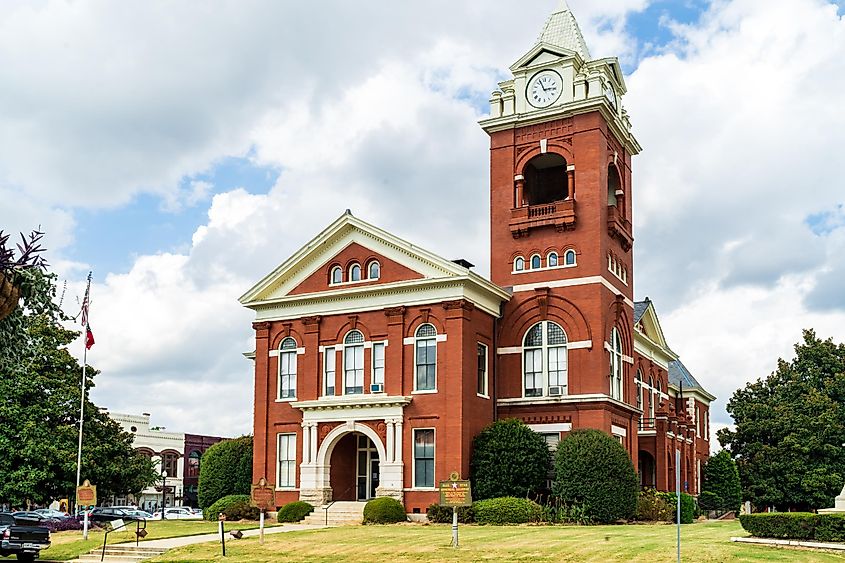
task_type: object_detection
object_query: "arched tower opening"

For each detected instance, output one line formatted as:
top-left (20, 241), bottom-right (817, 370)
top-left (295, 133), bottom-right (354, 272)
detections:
top-left (523, 153), bottom-right (568, 206)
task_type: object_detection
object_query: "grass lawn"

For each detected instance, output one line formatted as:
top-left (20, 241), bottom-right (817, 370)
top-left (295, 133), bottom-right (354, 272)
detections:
top-left (41, 519), bottom-right (279, 561)
top-left (149, 520), bottom-right (845, 562)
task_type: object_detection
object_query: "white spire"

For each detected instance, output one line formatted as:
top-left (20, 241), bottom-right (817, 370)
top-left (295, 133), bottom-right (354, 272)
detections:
top-left (537, 0), bottom-right (591, 61)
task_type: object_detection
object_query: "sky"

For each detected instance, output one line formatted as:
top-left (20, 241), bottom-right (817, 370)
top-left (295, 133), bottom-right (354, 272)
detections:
top-left (2, 0), bottom-right (845, 447)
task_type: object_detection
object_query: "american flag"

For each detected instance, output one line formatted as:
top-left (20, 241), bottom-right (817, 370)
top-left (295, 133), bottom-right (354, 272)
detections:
top-left (81, 273), bottom-right (95, 350)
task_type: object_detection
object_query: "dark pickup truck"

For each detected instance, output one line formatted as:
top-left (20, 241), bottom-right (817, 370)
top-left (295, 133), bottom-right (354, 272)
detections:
top-left (0, 513), bottom-right (50, 562)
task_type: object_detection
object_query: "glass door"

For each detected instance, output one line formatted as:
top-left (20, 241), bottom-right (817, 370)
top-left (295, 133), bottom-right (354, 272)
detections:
top-left (356, 434), bottom-right (380, 501)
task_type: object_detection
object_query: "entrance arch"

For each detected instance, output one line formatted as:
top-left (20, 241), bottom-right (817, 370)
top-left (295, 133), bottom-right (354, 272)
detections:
top-left (639, 450), bottom-right (656, 488)
top-left (316, 422), bottom-right (386, 467)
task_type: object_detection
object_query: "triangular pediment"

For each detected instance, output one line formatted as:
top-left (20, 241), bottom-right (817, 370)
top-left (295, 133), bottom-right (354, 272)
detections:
top-left (634, 300), bottom-right (669, 349)
top-left (510, 43), bottom-right (583, 73)
top-left (239, 212), bottom-right (480, 305)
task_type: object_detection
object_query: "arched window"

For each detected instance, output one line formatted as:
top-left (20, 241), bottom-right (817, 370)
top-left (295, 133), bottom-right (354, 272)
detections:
top-left (278, 337), bottom-right (297, 399)
top-left (523, 153), bottom-right (569, 206)
top-left (349, 263), bottom-right (362, 282)
top-left (344, 330), bottom-right (364, 394)
top-left (564, 249), bottom-right (576, 266)
top-left (648, 376), bottom-right (655, 418)
top-left (514, 257), bottom-right (525, 272)
top-left (530, 254), bottom-right (541, 270)
top-left (547, 252), bottom-right (558, 267)
top-left (609, 328), bottom-right (623, 400)
top-left (608, 164), bottom-right (622, 207)
top-left (330, 266), bottom-right (342, 285)
top-left (522, 321), bottom-right (568, 397)
top-left (415, 324), bottom-right (437, 391)
top-left (188, 450), bottom-right (201, 477)
top-left (162, 451), bottom-right (179, 478)
top-left (368, 261), bottom-right (380, 280)
top-left (635, 370), bottom-right (643, 412)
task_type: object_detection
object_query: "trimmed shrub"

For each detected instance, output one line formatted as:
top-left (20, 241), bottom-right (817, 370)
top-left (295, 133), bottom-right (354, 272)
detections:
top-left (739, 513), bottom-right (818, 540)
top-left (198, 436), bottom-right (253, 511)
top-left (635, 488), bottom-right (672, 522)
top-left (470, 419), bottom-right (551, 500)
top-left (363, 497), bottom-right (406, 524)
top-left (814, 514), bottom-right (845, 542)
top-left (700, 451), bottom-right (742, 513)
top-left (473, 497), bottom-right (543, 525)
top-left (426, 503), bottom-right (475, 524)
top-left (277, 501), bottom-right (314, 523)
top-left (205, 494), bottom-right (259, 521)
top-left (553, 429), bottom-right (639, 523)
top-left (657, 492), bottom-right (695, 524)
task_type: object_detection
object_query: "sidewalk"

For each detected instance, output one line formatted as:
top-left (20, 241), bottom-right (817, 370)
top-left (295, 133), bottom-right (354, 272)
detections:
top-left (136, 522), bottom-right (326, 549)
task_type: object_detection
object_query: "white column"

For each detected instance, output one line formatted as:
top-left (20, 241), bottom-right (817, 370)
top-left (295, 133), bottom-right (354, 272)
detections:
top-left (394, 420), bottom-right (404, 464)
top-left (386, 420), bottom-right (395, 463)
top-left (301, 423), bottom-right (311, 464)
top-left (309, 422), bottom-right (318, 465)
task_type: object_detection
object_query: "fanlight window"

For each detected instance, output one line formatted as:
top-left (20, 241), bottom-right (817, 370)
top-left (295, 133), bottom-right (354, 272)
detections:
top-left (514, 257), bottom-right (525, 272)
top-left (330, 266), bottom-right (342, 284)
top-left (522, 321), bottom-right (568, 397)
top-left (349, 264), bottom-right (362, 282)
top-left (344, 330), bottom-right (364, 394)
top-left (415, 324), bottom-right (437, 391)
top-left (548, 252), bottom-right (558, 267)
top-left (564, 249), bottom-right (576, 266)
top-left (531, 255), bottom-right (541, 270)
top-left (278, 337), bottom-right (297, 399)
top-left (368, 261), bottom-right (380, 280)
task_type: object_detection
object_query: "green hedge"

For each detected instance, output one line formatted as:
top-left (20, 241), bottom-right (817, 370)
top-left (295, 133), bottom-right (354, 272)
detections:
top-left (197, 436), bottom-right (253, 511)
top-left (473, 497), bottom-right (543, 525)
top-left (553, 429), bottom-right (639, 523)
top-left (426, 504), bottom-right (475, 524)
top-left (277, 501), bottom-right (314, 523)
top-left (470, 419), bottom-right (551, 500)
top-left (657, 492), bottom-right (696, 524)
top-left (635, 488), bottom-right (672, 522)
top-left (739, 513), bottom-right (845, 542)
top-left (204, 494), bottom-right (259, 521)
top-left (363, 497), bottom-right (406, 524)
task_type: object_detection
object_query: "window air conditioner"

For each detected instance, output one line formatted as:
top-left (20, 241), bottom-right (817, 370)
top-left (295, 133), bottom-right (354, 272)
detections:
top-left (548, 386), bottom-right (564, 396)
top-left (370, 383), bottom-right (384, 393)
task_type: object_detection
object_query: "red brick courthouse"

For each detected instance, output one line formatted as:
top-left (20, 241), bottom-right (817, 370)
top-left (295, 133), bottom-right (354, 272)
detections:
top-left (240, 3), bottom-right (714, 515)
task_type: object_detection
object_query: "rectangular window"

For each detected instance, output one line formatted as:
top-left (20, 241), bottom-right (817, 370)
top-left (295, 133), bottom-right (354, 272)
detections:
top-left (372, 342), bottom-right (385, 386)
top-left (279, 350), bottom-right (297, 399)
top-left (277, 433), bottom-right (296, 488)
top-left (324, 348), bottom-right (335, 396)
top-left (477, 343), bottom-right (488, 396)
top-left (344, 345), bottom-right (364, 394)
top-left (524, 348), bottom-right (543, 397)
top-left (547, 346), bottom-right (567, 390)
top-left (415, 338), bottom-right (436, 391)
top-left (413, 429), bottom-right (435, 488)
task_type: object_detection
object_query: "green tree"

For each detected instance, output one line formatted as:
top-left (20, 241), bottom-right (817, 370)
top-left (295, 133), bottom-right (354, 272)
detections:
top-left (0, 268), bottom-right (158, 507)
top-left (469, 419), bottom-right (551, 500)
top-left (718, 330), bottom-right (845, 511)
top-left (197, 436), bottom-right (253, 510)
top-left (553, 429), bottom-right (639, 523)
top-left (699, 450), bottom-right (742, 513)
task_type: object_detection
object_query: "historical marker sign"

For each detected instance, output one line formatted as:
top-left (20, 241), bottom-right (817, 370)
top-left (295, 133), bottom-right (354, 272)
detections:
top-left (76, 479), bottom-right (97, 507)
top-left (250, 477), bottom-right (275, 511)
top-left (438, 473), bottom-right (472, 507)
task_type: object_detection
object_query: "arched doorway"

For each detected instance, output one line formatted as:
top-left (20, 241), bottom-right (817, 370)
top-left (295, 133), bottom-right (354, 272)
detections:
top-left (638, 450), bottom-right (656, 488)
top-left (329, 432), bottom-right (380, 501)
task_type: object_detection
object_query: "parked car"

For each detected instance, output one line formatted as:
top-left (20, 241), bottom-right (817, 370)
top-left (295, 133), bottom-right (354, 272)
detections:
top-left (123, 510), bottom-right (153, 520)
top-left (150, 507), bottom-right (202, 520)
top-left (85, 507), bottom-right (140, 524)
top-left (0, 512), bottom-right (51, 562)
top-left (11, 512), bottom-right (58, 524)
top-left (33, 508), bottom-right (70, 520)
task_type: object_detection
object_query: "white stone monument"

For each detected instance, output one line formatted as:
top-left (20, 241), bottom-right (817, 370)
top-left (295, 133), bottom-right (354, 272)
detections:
top-left (818, 483), bottom-right (845, 514)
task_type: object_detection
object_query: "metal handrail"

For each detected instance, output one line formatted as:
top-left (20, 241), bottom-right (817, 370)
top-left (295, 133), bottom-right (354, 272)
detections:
top-left (101, 518), bottom-right (146, 561)
top-left (322, 486), bottom-right (357, 526)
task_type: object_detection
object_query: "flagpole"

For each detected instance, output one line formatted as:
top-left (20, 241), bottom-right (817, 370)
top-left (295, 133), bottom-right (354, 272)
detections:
top-left (75, 271), bottom-right (92, 506)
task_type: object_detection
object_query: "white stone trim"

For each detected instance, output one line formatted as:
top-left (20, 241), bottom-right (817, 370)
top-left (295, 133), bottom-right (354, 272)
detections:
top-left (497, 339), bottom-right (591, 355)
top-left (512, 275), bottom-right (634, 308)
top-left (622, 354), bottom-right (634, 364)
top-left (611, 424), bottom-right (627, 437)
top-left (497, 393), bottom-right (638, 413)
top-left (269, 348), bottom-right (305, 357)
top-left (527, 423), bottom-right (572, 433)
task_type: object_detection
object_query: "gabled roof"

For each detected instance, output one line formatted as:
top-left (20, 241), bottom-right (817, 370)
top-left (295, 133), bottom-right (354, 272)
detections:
top-left (634, 300), bottom-right (649, 323)
top-left (536, 0), bottom-right (591, 61)
top-left (669, 359), bottom-right (716, 401)
top-left (633, 298), bottom-right (669, 349)
top-left (239, 211), bottom-right (511, 318)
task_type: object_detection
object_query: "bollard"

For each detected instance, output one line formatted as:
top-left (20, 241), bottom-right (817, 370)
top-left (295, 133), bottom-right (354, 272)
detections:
top-left (83, 510), bottom-right (89, 541)
top-left (452, 506), bottom-right (459, 548)
top-left (218, 513), bottom-right (226, 557)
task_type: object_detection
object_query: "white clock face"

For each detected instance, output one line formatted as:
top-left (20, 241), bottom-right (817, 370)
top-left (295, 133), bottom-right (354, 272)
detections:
top-left (527, 71), bottom-right (562, 108)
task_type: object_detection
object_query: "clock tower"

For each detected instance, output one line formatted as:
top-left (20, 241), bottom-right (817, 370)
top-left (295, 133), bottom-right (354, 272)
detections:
top-left (480, 1), bottom-right (643, 451)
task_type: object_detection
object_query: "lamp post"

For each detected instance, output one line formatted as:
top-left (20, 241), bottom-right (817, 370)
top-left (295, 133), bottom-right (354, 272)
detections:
top-left (160, 459), bottom-right (167, 521)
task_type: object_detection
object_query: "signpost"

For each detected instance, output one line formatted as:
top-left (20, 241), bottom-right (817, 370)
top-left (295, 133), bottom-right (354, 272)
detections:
top-left (76, 480), bottom-right (96, 540)
top-left (438, 471), bottom-right (472, 548)
top-left (250, 477), bottom-right (275, 545)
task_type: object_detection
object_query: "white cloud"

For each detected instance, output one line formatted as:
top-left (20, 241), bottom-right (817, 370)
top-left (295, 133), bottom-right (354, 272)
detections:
top-left (8, 0), bottom-right (845, 439)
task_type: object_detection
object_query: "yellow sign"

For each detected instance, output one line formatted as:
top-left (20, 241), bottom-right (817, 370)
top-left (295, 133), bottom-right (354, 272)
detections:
top-left (438, 477), bottom-right (472, 507)
top-left (76, 479), bottom-right (97, 507)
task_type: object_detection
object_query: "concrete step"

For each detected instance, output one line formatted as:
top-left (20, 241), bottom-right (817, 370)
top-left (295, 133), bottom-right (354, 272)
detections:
top-left (73, 545), bottom-right (168, 563)
top-left (302, 501), bottom-right (366, 525)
